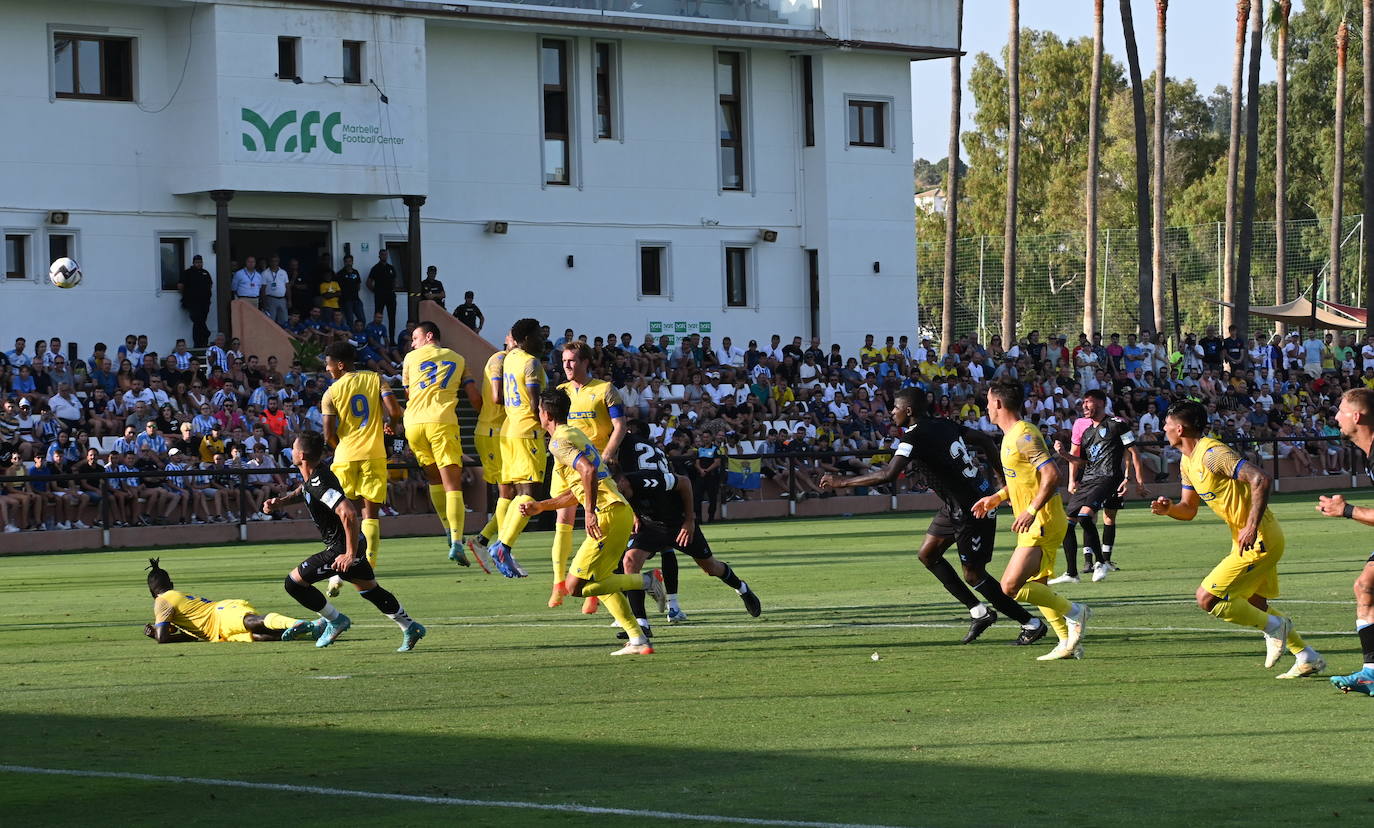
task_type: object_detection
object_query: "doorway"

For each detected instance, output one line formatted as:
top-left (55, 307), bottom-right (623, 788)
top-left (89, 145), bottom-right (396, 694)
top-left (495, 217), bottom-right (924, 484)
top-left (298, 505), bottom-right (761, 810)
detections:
top-left (229, 219), bottom-right (332, 285)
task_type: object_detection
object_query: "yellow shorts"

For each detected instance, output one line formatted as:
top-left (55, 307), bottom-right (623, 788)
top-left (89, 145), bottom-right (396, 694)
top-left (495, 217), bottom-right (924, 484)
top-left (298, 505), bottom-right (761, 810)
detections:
top-left (1202, 535), bottom-right (1284, 600)
top-left (1016, 516), bottom-right (1067, 581)
top-left (407, 421), bottom-right (463, 470)
top-left (500, 435), bottom-right (547, 484)
top-left (212, 599), bottom-right (258, 642)
top-left (474, 429), bottom-right (502, 484)
top-left (332, 458), bottom-right (389, 504)
top-left (569, 502), bottom-right (633, 582)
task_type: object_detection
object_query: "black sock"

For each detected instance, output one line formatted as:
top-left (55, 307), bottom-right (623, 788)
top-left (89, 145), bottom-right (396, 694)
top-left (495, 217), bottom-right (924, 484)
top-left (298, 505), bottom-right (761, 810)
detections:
top-left (359, 585), bottom-right (401, 615)
top-left (1080, 516), bottom-right (1102, 564)
top-left (627, 587), bottom-right (647, 622)
top-left (717, 562), bottom-right (743, 590)
top-left (661, 550), bottom-right (680, 594)
top-left (1102, 522), bottom-right (1117, 555)
top-left (284, 576), bottom-right (325, 612)
top-left (1360, 624), bottom-right (1374, 664)
top-left (972, 577), bottom-right (1033, 624)
top-left (923, 555), bottom-right (979, 610)
top-left (1062, 521), bottom-right (1079, 576)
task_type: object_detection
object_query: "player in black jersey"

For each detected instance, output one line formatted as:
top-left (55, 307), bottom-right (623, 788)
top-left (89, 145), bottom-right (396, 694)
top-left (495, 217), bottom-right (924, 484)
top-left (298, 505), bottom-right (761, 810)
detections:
top-left (263, 431), bottom-right (426, 652)
top-left (1052, 389), bottom-right (1148, 584)
top-left (819, 388), bottom-right (1046, 645)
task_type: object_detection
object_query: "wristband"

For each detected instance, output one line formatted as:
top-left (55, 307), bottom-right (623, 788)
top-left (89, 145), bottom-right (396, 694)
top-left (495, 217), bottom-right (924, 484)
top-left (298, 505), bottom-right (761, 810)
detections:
top-left (1343, 503), bottom-right (1356, 519)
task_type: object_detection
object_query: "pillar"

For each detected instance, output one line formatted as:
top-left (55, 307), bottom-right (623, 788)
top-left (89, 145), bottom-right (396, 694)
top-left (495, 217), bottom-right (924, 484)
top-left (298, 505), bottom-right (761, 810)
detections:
top-left (210, 189), bottom-right (235, 338)
top-left (403, 194), bottom-right (426, 323)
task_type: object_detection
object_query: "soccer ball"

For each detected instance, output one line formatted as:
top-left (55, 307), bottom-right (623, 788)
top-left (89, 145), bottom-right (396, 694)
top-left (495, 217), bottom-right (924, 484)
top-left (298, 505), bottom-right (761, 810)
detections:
top-left (49, 257), bottom-right (82, 289)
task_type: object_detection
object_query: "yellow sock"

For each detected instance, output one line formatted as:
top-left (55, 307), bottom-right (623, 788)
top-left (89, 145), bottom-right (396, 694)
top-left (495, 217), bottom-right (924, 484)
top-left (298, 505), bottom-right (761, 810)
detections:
top-left (428, 485), bottom-right (450, 533)
top-left (598, 592), bottom-right (641, 639)
top-left (498, 495), bottom-right (535, 547)
top-left (1016, 581), bottom-right (1072, 640)
top-left (581, 573), bottom-right (644, 596)
top-left (552, 523), bottom-right (574, 582)
top-left (1208, 598), bottom-right (1269, 631)
top-left (261, 612), bottom-right (300, 630)
top-left (362, 517), bottom-right (381, 568)
top-left (480, 497), bottom-right (512, 540)
top-left (446, 490), bottom-right (465, 543)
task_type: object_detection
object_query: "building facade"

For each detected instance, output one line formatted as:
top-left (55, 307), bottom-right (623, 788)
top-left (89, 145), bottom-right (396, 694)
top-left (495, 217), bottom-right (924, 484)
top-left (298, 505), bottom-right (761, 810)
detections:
top-left (0, 0), bottom-right (956, 353)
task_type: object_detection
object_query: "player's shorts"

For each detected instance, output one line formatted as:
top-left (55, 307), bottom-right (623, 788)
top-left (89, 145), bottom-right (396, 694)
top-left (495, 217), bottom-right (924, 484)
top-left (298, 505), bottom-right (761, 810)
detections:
top-left (331, 458), bottom-right (389, 504)
top-left (295, 545), bottom-right (376, 585)
top-left (569, 502), bottom-right (634, 581)
top-left (926, 503), bottom-right (996, 568)
top-left (1201, 533), bottom-right (1284, 601)
top-left (210, 599), bottom-right (258, 642)
top-left (1015, 514), bottom-right (1066, 581)
top-left (500, 435), bottom-right (547, 484)
top-left (406, 421), bottom-right (463, 470)
top-left (1066, 477), bottom-right (1124, 514)
top-left (630, 519), bottom-right (713, 560)
top-left (474, 428), bottom-right (502, 484)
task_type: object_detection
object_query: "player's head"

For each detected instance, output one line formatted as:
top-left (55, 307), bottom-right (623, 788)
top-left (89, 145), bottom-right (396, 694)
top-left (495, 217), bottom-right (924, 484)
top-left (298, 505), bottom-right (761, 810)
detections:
top-left (411, 321), bottom-right (441, 350)
top-left (146, 557), bottom-right (173, 598)
top-left (323, 341), bottom-right (355, 378)
top-left (293, 430), bottom-right (327, 468)
top-left (537, 387), bottom-right (572, 431)
top-left (1082, 388), bottom-right (1107, 419)
top-left (1336, 388), bottom-right (1374, 439)
top-left (626, 419), bottom-right (651, 439)
top-left (511, 317), bottom-right (542, 352)
top-left (1163, 400), bottom-right (1207, 447)
top-left (986, 381), bottom-right (1024, 419)
top-left (562, 341), bottom-right (593, 382)
top-left (891, 388), bottom-right (928, 428)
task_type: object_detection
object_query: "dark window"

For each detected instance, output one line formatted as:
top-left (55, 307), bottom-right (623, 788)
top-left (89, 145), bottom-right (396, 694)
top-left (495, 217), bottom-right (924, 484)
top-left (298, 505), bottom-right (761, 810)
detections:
top-left (48, 234), bottom-right (72, 263)
top-left (5, 235), bottom-right (28, 280)
top-left (160, 237), bottom-right (187, 292)
top-left (801, 55), bottom-right (815, 147)
top-left (725, 247), bottom-right (749, 307)
top-left (848, 100), bottom-right (886, 148)
top-left (54, 35), bottom-right (133, 101)
top-left (342, 41), bottom-right (364, 84)
top-left (278, 36), bottom-right (299, 81)
top-left (594, 42), bottom-right (616, 139)
top-left (717, 51), bottom-right (744, 191)
top-left (542, 39), bottom-right (571, 185)
top-left (640, 246), bottom-right (665, 296)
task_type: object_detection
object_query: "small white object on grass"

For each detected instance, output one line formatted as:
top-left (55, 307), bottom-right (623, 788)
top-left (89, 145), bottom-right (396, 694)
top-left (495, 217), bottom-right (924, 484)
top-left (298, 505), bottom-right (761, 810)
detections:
top-left (870, 652), bottom-right (880, 661)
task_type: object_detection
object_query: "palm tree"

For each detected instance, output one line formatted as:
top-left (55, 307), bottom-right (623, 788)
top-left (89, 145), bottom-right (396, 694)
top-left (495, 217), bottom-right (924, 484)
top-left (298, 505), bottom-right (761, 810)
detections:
top-left (1274, 0), bottom-right (1291, 335)
top-left (1234, 0), bottom-right (1263, 339)
top-left (1119, 0), bottom-right (1154, 334)
top-left (940, 0), bottom-right (964, 355)
top-left (1002, 0), bottom-right (1020, 347)
top-left (1083, 0), bottom-right (1104, 340)
top-left (1330, 19), bottom-right (1349, 309)
top-left (1151, 0), bottom-right (1169, 338)
top-left (1222, 1), bottom-right (1249, 333)
top-left (1363, 0), bottom-right (1373, 326)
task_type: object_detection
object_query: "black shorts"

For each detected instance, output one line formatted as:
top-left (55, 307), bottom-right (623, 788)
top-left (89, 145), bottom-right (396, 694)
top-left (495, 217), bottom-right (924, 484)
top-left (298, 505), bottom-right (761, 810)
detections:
top-left (295, 546), bottom-right (375, 584)
top-left (1066, 477), bottom-right (1124, 514)
top-left (629, 520), bottom-right (713, 561)
top-left (925, 503), bottom-right (995, 568)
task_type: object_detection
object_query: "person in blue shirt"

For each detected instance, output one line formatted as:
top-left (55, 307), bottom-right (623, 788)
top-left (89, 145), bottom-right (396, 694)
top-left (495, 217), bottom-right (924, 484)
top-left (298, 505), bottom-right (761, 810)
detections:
top-left (135, 421), bottom-right (168, 455)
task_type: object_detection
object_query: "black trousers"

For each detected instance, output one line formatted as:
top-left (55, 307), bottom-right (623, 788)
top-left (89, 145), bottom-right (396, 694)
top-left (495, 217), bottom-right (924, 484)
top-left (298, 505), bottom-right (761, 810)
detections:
top-left (187, 303), bottom-right (211, 348)
top-left (375, 292), bottom-right (397, 339)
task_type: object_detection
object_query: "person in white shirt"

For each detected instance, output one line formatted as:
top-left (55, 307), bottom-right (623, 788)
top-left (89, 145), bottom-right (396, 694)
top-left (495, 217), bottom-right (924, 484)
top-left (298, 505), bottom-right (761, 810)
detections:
top-left (1255, 386), bottom-right (1274, 412)
top-left (49, 384), bottom-right (82, 427)
top-left (715, 336), bottom-right (745, 371)
top-left (1249, 336), bottom-right (1271, 371)
top-left (231, 256), bottom-right (262, 301)
top-left (706, 379), bottom-right (731, 406)
top-left (260, 255), bottom-right (289, 325)
top-left (121, 380), bottom-right (156, 410)
top-left (827, 394), bottom-right (850, 420)
top-left (763, 334), bottom-right (785, 363)
top-left (1361, 333), bottom-right (1374, 371)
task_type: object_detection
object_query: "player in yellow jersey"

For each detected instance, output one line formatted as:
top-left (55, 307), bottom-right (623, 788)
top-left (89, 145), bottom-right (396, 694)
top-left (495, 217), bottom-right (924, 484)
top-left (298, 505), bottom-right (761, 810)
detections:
top-left (403, 321), bottom-right (482, 566)
top-left (1151, 400), bottom-right (1324, 677)
top-left (973, 381), bottom-right (1091, 661)
top-left (486, 318), bottom-right (547, 574)
top-left (467, 335), bottom-right (510, 569)
top-left (547, 340), bottom-right (628, 611)
top-left (143, 558), bottom-right (317, 643)
top-left (516, 388), bottom-right (652, 655)
top-left (320, 340), bottom-right (403, 597)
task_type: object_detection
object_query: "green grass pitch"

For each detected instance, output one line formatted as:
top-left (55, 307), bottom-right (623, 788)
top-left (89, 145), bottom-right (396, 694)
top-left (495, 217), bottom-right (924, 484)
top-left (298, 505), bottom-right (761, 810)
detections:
top-left (2, 493), bottom-right (1373, 826)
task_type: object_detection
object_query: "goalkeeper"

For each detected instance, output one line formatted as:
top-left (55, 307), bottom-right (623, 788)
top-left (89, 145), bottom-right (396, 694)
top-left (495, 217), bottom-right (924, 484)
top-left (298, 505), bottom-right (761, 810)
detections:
top-left (143, 558), bottom-right (318, 643)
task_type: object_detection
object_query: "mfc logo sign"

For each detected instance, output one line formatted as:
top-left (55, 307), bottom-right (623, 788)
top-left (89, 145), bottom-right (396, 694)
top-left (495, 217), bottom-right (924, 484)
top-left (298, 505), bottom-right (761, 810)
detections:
top-left (241, 108), bottom-right (342, 154)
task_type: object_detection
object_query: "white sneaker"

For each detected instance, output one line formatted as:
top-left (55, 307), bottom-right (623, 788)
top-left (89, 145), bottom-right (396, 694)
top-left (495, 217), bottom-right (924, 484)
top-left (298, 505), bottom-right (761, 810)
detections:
top-left (226, 511), bottom-right (238, 522)
top-left (1063, 602), bottom-right (1091, 650)
top-left (1091, 562), bottom-right (1110, 583)
top-left (1276, 655), bottom-right (1325, 679)
top-left (57, 521), bottom-right (72, 530)
top-left (1048, 573), bottom-right (1080, 585)
top-left (1264, 615), bottom-right (1293, 669)
top-left (1036, 641), bottom-right (1084, 660)
top-left (191, 518), bottom-right (205, 525)
top-left (3, 524), bottom-right (19, 533)
top-left (645, 569), bottom-right (668, 614)
top-left (73, 520), bottom-right (90, 529)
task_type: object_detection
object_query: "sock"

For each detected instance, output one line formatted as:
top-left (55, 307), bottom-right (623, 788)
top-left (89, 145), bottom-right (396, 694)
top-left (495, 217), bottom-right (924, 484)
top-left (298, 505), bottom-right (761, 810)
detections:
top-left (1062, 522), bottom-right (1080, 577)
top-left (661, 549), bottom-right (680, 593)
top-left (580, 573), bottom-right (645, 596)
top-left (1015, 581), bottom-right (1072, 641)
top-left (973, 577), bottom-right (1034, 624)
top-left (284, 575), bottom-right (327, 612)
top-left (360, 586), bottom-right (413, 630)
top-left (1358, 620), bottom-right (1374, 666)
top-left (717, 562), bottom-right (743, 591)
top-left (319, 603), bottom-right (340, 621)
top-left (970, 604), bottom-right (989, 619)
top-left (667, 593), bottom-right (681, 612)
top-left (498, 495), bottom-right (535, 547)
top-left (446, 491), bottom-right (465, 543)
top-left (1209, 598), bottom-right (1271, 631)
top-left (479, 495), bottom-right (510, 541)
top-left (600, 592), bottom-right (643, 643)
top-left (1080, 515), bottom-right (1101, 566)
top-left (923, 555), bottom-right (980, 610)
top-left (428, 484), bottom-right (449, 533)
top-left (1100, 544), bottom-right (1113, 563)
top-left (1269, 609), bottom-right (1309, 655)
top-left (627, 586), bottom-right (648, 622)
top-left (1102, 522), bottom-right (1116, 549)
top-left (552, 523), bottom-right (574, 582)
top-left (1298, 646), bottom-right (1320, 663)
top-left (260, 612), bottom-right (300, 630)
top-left (361, 517), bottom-right (381, 568)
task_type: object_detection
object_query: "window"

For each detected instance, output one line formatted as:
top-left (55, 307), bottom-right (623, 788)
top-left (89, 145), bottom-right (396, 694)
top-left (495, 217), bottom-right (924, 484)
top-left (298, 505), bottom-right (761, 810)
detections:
top-left (717, 51), bottom-right (745, 191)
top-left (54, 35), bottom-right (133, 101)
top-left (48, 233), bottom-right (74, 263)
top-left (159, 237), bottom-right (188, 292)
top-left (342, 40), bottom-right (364, 85)
top-left (278, 36), bottom-right (299, 81)
top-left (801, 55), bottom-right (815, 147)
top-left (594, 42), bottom-right (617, 140)
top-left (541, 39), bottom-right (571, 186)
top-left (638, 244), bottom-right (668, 297)
top-left (847, 99), bottom-right (887, 148)
top-left (5, 234), bottom-right (29, 280)
top-left (725, 247), bottom-right (750, 307)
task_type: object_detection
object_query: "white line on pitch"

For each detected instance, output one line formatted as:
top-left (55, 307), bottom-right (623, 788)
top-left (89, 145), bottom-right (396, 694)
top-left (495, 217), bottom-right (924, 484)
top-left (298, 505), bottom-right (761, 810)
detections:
top-left (0, 765), bottom-right (913, 828)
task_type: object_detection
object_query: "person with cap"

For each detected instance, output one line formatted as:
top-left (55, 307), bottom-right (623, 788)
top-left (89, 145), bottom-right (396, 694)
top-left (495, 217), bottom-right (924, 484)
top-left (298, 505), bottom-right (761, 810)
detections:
top-left (177, 255), bottom-right (214, 348)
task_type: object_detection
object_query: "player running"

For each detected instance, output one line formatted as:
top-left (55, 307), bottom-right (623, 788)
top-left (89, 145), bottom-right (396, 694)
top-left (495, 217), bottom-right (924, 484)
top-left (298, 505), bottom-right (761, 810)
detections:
top-left (972, 381), bottom-right (1091, 661)
top-left (1150, 400), bottom-right (1323, 677)
top-left (319, 341), bottom-right (403, 597)
top-left (402, 321), bottom-right (481, 566)
top-left (266, 431), bottom-right (426, 652)
top-left (486, 318), bottom-right (547, 578)
top-left (144, 557), bottom-right (317, 643)
top-left (820, 388), bottom-right (1047, 645)
top-left (1314, 388), bottom-right (1374, 693)
top-left (517, 388), bottom-right (653, 655)
top-left (1050, 389), bottom-right (1149, 584)
top-left (466, 335), bottom-right (509, 570)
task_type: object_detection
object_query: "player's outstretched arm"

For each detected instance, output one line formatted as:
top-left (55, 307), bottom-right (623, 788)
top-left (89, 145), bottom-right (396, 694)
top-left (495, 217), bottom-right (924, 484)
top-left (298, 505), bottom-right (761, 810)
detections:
top-left (146, 622), bottom-right (196, 644)
top-left (820, 452), bottom-right (909, 492)
top-left (1316, 494), bottom-right (1374, 525)
top-left (1151, 486), bottom-right (1199, 521)
top-left (263, 484), bottom-right (303, 514)
top-left (520, 488), bottom-right (577, 516)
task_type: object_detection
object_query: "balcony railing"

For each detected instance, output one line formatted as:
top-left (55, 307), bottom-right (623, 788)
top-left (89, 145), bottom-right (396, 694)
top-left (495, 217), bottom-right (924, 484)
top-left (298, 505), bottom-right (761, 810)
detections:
top-left (467, 0), bottom-right (821, 29)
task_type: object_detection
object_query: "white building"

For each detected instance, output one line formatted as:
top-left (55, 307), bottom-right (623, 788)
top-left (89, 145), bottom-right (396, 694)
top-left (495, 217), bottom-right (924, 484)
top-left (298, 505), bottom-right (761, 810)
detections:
top-left (0, 0), bottom-right (956, 355)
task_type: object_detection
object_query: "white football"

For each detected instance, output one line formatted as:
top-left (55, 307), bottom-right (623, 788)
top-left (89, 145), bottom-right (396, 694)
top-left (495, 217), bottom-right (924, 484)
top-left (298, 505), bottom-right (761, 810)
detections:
top-left (49, 257), bottom-right (82, 289)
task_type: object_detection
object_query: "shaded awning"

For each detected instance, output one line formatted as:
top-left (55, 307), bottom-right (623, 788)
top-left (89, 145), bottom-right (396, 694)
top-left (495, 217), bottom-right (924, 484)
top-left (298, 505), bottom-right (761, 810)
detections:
top-left (1320, 299), bottom-right (1368, 324)
top-left (1212, 296), bottom-right (1366, 329)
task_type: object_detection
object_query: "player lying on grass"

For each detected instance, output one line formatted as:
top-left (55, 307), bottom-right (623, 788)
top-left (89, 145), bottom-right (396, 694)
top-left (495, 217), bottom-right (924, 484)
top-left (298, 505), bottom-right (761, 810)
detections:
top-left (144, 557), bottom-right (317, 643)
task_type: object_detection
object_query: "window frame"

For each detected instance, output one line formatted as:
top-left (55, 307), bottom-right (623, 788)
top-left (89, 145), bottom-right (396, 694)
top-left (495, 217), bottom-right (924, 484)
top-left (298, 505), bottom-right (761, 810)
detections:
top-left (342, 40), bottom-right (365, 85)
top-left (636, 241), bottom-right (671, 300)
top-left (278, 36), bottom-right (300, 81)
top-left (46, 230), bottom-right (80, 269)
top-left (845, 96), bottom-right (894, 151)
top-left (4, 231), bottom-right (35, 282)
top-left (155, 232), bottom-right (197, 295)
top-left (592, 40), bottom-right (622, 142)
top-left (539, 37), bottom-right (575, 187)
top-left (722, 244), bottom-right (755, 310)
top-left (715, 49), bottom-right (749, 193)
top-left (52, 32), bottom-right (135, 102)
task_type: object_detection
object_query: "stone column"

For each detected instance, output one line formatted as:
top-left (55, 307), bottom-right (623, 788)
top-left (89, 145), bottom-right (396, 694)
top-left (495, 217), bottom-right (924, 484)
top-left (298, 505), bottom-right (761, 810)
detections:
top-left (403, 195), bottom-right (426, 323)
top-left (210, 189), bottom-right (235, 338)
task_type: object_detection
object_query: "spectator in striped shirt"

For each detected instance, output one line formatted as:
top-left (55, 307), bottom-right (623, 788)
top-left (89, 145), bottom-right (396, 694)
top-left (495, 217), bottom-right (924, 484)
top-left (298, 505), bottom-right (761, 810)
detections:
top-left (171, 339), bottom-right (193, 372)
top-left (135, 421), bottom-right (168, 455)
